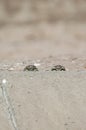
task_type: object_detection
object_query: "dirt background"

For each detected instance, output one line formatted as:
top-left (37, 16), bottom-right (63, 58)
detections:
top-left (0, 0), bottom-right (86, 23)
top-left (0, 0), bottom-right (86, 70)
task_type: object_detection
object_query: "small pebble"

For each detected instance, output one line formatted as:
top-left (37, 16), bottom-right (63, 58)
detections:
top-left (34, 63), bottom-right (40, 67)
top-left (2, 79), bottom-right (7, 84)
top-left (8, 68), bottom-right (14, 71)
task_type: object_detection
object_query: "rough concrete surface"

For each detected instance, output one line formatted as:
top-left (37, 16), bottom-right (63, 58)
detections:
top-left (0, 71), bottom-right (86, 130)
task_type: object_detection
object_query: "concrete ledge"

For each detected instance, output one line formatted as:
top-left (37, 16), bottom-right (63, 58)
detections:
top-left (0, 71), bottom-right (86, 130)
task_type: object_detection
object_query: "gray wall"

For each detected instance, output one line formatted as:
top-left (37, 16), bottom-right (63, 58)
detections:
top-left (0, 0), bottom-right (86, 24)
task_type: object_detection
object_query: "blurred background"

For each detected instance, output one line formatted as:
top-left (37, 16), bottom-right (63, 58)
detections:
top-left (0, 0), bottom-right (86, 61)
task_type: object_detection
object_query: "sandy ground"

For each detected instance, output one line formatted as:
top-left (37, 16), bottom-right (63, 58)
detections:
top-left (0, 22), bottom-right (86, 71)
top-left (0, 23), bottom-right (86, 60)
top-left (0, 22), bottom-right (86, 130)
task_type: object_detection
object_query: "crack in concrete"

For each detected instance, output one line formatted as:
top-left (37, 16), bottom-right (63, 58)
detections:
top-left (1, 79), bottom-right (19, 130)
